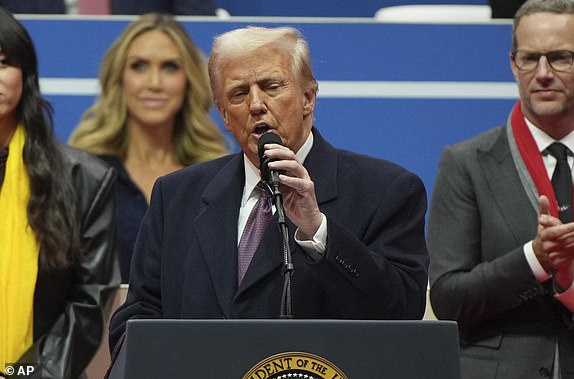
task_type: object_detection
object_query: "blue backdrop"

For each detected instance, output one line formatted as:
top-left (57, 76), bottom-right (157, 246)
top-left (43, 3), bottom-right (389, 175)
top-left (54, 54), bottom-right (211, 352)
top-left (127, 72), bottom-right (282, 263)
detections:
top-left (215, 0), bottom-right (487, 17)
top-left (20, 16), bottom-right (516, 201)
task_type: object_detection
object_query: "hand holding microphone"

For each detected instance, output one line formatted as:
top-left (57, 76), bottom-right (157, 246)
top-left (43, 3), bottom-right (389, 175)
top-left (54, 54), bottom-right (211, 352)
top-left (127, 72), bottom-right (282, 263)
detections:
top-left (257, 132), bottom-right (322, 239)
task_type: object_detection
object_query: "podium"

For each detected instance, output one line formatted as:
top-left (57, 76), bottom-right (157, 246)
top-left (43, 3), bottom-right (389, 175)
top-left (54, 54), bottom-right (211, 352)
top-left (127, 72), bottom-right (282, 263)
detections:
top-left (108, 319), bottom-right (461, 378)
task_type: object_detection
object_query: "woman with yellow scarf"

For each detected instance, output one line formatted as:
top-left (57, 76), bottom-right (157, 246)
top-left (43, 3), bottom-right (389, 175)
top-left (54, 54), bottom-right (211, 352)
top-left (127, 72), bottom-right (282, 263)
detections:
top-left (0, 7), bottom-right (119, 379)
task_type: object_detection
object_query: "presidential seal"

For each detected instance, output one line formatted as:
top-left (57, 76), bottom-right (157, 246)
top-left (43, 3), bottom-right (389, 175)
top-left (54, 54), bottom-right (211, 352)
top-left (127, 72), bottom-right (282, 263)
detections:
top-left (242, 352), bottom-right (348, 379)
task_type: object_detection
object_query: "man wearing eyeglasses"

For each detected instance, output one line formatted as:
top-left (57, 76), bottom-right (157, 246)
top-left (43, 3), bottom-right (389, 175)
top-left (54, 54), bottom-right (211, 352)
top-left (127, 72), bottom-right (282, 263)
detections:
top-left (427, 0), bottom-right (574, 378)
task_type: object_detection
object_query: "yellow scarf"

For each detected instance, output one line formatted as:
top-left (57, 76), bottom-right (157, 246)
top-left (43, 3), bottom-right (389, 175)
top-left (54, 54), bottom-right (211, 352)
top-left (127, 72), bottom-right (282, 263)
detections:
top-left (0, 124), bottom-right (39, 368)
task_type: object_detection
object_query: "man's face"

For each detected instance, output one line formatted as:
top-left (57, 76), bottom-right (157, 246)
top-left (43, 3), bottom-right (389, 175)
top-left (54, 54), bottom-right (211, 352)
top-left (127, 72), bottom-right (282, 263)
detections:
top-left (216, 45), bottom-right (316, 166)
top-left (511, 12), bottom-right (574, 134)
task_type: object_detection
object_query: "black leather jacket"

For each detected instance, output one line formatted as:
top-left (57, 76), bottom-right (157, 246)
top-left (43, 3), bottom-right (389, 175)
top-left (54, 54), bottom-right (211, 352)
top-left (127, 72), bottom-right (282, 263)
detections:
top-left (11, 145), bottom-right (120, 379)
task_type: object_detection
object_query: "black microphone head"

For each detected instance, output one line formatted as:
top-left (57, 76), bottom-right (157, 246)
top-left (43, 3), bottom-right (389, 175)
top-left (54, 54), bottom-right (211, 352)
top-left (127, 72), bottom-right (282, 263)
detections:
top-left (257, 132), bottom-right (283, 183)
top-left (257, 132), bottom-right (283, 162)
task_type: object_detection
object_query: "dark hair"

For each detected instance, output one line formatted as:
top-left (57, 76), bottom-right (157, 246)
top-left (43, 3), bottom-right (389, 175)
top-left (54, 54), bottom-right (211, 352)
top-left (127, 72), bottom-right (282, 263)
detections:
top-left (0, 7), bottom-right (80, 269)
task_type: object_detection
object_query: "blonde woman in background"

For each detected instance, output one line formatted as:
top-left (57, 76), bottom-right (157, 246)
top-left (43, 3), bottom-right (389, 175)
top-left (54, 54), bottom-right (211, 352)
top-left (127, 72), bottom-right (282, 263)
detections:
top-left (70, 13), bottom-right (229, 282)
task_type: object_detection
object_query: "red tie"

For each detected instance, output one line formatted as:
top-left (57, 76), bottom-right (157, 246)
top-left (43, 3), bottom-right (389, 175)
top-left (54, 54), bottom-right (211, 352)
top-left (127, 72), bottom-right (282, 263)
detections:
top-left (237, 183), bottom-right (272, 284)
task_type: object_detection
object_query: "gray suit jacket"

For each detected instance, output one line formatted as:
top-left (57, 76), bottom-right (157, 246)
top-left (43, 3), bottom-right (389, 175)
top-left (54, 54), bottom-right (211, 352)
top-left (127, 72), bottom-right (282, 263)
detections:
top-left (428, 122), bottom-right (574, 378)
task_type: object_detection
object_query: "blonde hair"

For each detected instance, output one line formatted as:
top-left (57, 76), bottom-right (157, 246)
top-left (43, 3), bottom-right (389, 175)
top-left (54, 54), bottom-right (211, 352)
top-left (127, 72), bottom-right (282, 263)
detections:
top-left (208, 26), bottom-right (318, 105)
top-left (69, 13), bottom-right (228, 165)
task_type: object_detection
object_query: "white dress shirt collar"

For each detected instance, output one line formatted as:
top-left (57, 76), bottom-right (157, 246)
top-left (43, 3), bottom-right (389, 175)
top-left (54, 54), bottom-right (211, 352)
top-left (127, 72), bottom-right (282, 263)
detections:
top-left (526, 117), bottom-right (574, 154)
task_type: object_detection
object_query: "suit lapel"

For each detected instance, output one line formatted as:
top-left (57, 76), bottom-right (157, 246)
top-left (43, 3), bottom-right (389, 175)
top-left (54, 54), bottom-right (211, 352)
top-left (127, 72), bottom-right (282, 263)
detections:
top-left (477, 128), bottom-right (537, 242)
top-left (193, 154), bottom-right (244, 317)
top-left (303, 128), bottom-right (339, 205)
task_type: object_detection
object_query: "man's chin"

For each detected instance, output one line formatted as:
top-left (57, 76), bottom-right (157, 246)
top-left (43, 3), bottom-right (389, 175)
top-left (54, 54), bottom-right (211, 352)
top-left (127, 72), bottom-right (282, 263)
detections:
top-left (528, 101), bottom-right (568, 118)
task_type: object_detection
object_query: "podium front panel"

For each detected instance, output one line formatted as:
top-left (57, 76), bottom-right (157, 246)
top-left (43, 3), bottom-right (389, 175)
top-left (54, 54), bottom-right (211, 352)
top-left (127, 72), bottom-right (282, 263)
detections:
top-left (110, 319), bottom-right (460, 378)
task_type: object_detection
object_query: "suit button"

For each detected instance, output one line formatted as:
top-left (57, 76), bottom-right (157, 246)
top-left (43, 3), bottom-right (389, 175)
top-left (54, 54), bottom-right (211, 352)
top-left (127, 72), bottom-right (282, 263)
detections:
top-left (538, 367), bottom-right (551, 377)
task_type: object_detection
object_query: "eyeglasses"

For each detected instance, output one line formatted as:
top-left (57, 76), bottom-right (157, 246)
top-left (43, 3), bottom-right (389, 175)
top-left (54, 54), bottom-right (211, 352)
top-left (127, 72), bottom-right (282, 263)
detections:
top-left (512, 50), bottom-right (574, 72)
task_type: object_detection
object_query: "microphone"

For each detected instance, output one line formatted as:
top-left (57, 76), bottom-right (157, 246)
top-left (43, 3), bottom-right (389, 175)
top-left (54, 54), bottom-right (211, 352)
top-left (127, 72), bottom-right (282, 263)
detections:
top-left (257, 132), bottom-right (283, 193)
top-left (256, 132), bottom-right (293, 319)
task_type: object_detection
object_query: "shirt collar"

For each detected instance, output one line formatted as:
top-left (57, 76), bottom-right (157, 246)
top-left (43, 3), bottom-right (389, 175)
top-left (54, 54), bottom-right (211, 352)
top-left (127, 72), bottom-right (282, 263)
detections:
top-left (241, 131), bottom-right (314, 205)
top-left (525, 117), bottom-right (574, 155)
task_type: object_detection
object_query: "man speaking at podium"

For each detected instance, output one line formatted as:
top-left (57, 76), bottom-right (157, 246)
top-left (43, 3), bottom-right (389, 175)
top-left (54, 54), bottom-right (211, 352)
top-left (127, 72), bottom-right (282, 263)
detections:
top-left (109, 26), bottom-right (429, 351)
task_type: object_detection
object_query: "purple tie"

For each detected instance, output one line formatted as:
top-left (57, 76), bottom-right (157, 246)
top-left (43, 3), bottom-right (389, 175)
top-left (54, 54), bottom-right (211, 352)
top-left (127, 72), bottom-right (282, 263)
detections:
top-left (237, 183), bottom-right (273, 284)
